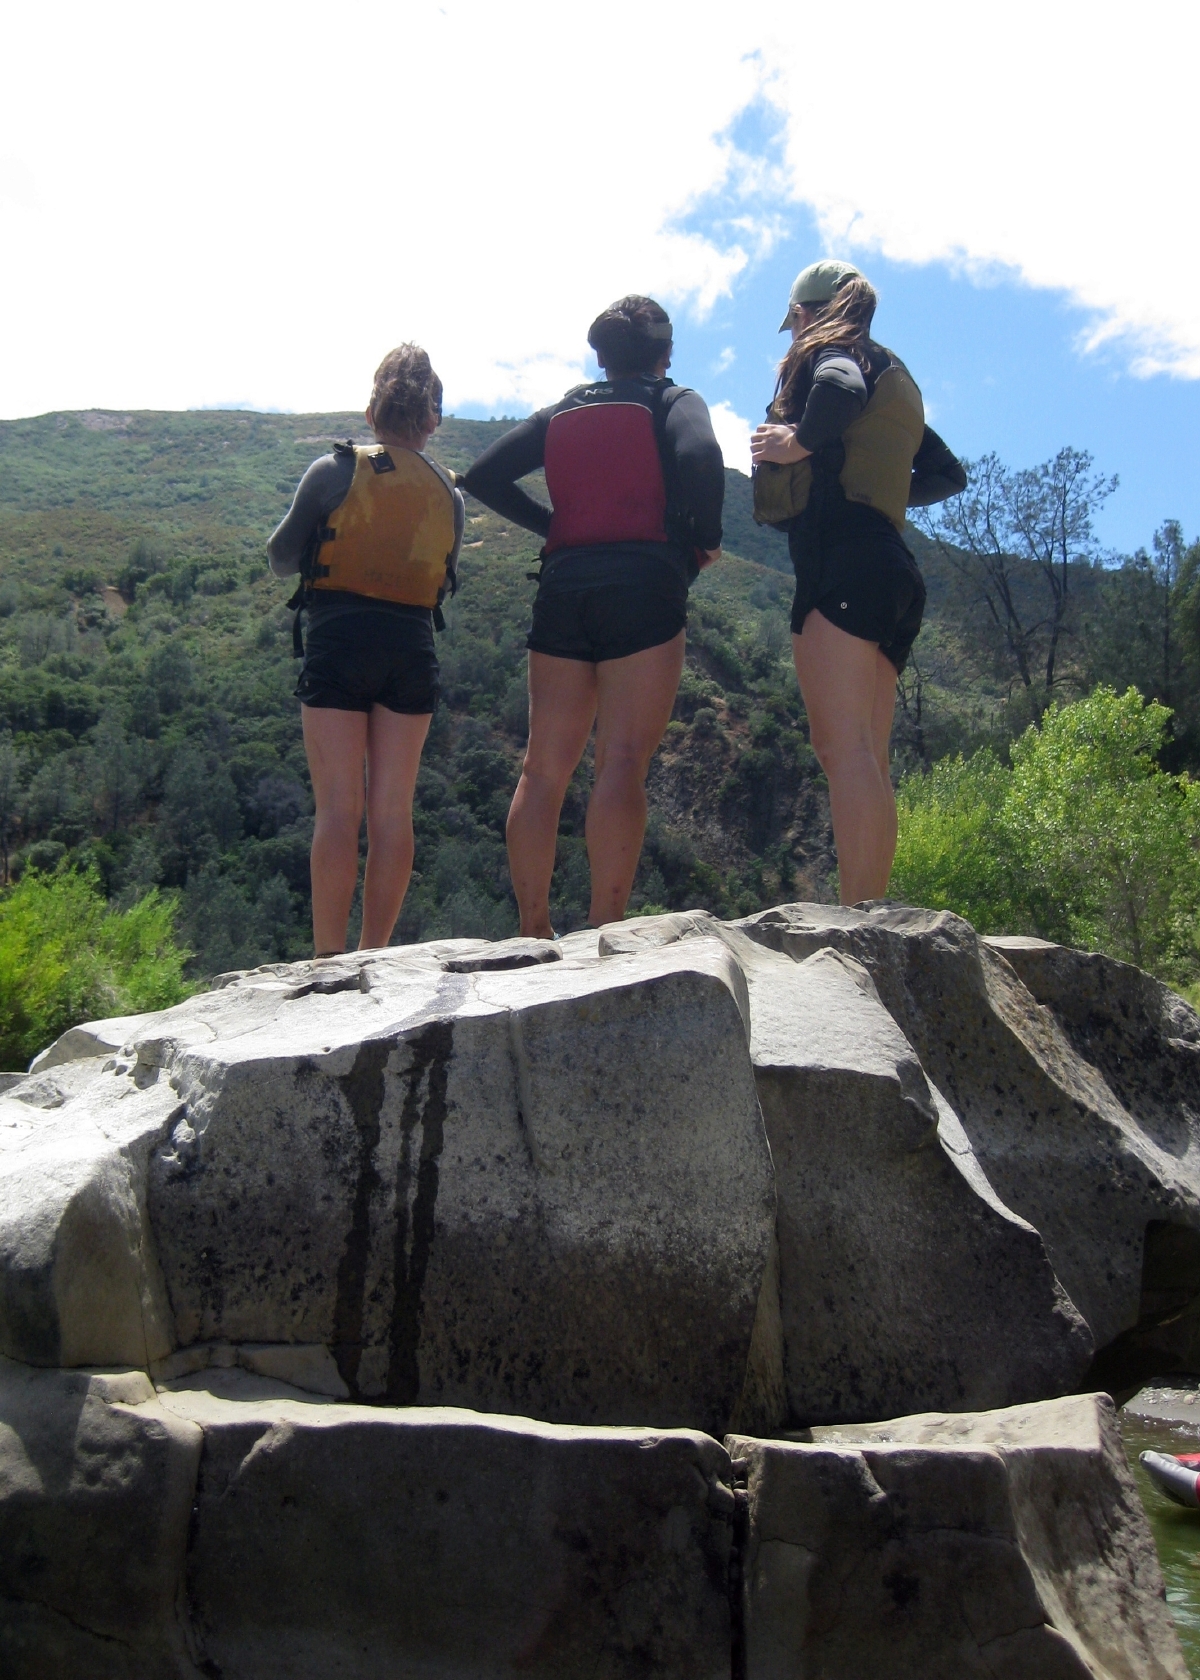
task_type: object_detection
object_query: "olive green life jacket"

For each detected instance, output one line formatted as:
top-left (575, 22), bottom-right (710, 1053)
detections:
top-left (753, 355), bottom-right (925, 534)
top-left (308, 443), bottom-right (457, 608)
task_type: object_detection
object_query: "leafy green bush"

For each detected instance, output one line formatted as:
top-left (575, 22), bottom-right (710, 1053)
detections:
top-left (0, 867), bottom-right (193, 1070)
top-left (891, 687), bottom-right (1200, 982)
top-left (890, 750), bottom-right (1020, 932)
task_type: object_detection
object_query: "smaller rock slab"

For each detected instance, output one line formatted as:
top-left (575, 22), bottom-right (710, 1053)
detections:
top-left (728, 1393), bottom-right (1185, 1680)
top-left (160, 1370), bottom-right (734, 1680)
top-left (1124, 1380), bottom-right (1200, 1429)
top-left (0, 1356), bottom-right (201, 1680)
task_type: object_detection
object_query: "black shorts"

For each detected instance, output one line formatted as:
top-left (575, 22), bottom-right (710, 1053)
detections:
top-left (788, 507), bottom-right (926, 671)
top-left (295, 600), bottom-right (439, 714)
top-left (527, 545), bottom-right (689, 664)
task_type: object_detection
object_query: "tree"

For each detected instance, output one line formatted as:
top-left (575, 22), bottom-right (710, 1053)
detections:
top-left (891, 687), bottom-right (1200, 982)
top-left (916, 448), bottom-right (1117, 716)
top-left (1004, 686), bottom-right (1200, 972)
top-left (161, 745), bottom-right (242, 870)
top-left (1150, 520), bottom-right (1185, 705)
top-left (88, 713), bottom-right (146, 834)
top-left (890, 750), bottom-right (1020, 931)
top-left (0, 732), bottom-right (23, 884)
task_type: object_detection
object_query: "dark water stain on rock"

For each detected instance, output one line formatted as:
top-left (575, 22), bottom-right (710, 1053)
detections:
top-left (387, 1021), bottom-right (453, 1404)
top-left (330, 1039), bottom-right (392, 1396)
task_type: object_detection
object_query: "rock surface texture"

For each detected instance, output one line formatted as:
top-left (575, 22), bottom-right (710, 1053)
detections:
top-left (0, 902), bottom-right (1195, 1675)
top-left (729, 1393), bottom-right (1185, 1680)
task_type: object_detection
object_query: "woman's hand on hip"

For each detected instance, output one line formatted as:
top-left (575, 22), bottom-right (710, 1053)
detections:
top-left (751, 424), bottom-right (811, 465)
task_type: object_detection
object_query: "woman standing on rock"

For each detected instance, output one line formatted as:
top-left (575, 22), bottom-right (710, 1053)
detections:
top-left (464, 296), bottom-right (724, 937)
top-left (750, 261), bottom-right (965, 905)
top-left (268, 344), bottom-right (464, 956)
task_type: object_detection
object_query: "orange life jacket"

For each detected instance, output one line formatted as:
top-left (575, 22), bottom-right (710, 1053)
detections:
top-left (309, 443), bottom-right (457, 609)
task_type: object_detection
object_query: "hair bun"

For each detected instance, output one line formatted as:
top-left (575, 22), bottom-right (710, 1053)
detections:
top-left (587, 295), bottom-right (672, 376)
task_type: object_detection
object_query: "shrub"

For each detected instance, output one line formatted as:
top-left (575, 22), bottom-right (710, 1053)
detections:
top-left (0, 867), bottom-right (193, 1070)
top-left (692, 707), bottom-right (719, 739)
top-left (891, 750), bottom-right (1020, 933)
top-left (891, 687), bottom-right (1200, 983)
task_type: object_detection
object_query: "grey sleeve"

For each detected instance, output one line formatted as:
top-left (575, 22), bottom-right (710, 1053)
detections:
top-left (794, 354), bottom-right (868, 452)
top-left (266, 453), bottom-right (356, 578)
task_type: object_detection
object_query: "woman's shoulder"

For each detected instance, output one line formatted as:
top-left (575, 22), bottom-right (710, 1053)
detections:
top-left (299, 446), bottom-right (357, 488)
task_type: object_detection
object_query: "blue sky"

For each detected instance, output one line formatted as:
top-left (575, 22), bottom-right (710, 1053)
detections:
top-left (690, 229), bottom-right (1195, 557)
top-left (455, 220), bottom-right (1200, 557)
top-left (450, 81), bottom-right (1199, 561)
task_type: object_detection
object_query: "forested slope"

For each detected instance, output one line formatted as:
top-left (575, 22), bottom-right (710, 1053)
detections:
top-left (0, 408), bottom-right (1193, 979)
top-left (0, 410), bottom-right (830, 972)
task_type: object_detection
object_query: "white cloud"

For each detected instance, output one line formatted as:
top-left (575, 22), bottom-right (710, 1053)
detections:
top-left (708, 402), bottom-right (753, 475)
top-left (0, 1), bottom-right (1195, 417)
top-left (714, 346), bottom-right (736, 374)
top-left (0, 1), bottom-right (762, 417)
top-left (755, 4), bottom-right (1200, 377)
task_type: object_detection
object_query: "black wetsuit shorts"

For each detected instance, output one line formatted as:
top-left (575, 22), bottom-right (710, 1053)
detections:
top-left (295, 597), bottom-right (439, 714)
top-left (528, 544), bottom-right (689, 663)
top-left (788, 503), bottom-right (926, 672)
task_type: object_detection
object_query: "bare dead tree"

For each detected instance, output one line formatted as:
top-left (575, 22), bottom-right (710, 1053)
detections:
top-left (914, 452), bottom-right (1038, 692)
top-left (1004, 447), bottom-right (1117, 698)
top-left (915, 447), bottom-right (1117, 720)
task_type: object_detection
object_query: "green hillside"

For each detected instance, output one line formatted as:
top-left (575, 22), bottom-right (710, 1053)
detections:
top-left (0, 407), bottom-right (1192, 982)
top-left (0, 409), bottom-right (833, 974)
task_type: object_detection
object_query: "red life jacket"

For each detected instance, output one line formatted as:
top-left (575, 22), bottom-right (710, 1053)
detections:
top-left (543, 391), bottom-right (670, 555)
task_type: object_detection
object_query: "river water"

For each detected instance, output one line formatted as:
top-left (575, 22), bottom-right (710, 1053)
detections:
top-left (1119, 1399), bottom-right (1200, 1675)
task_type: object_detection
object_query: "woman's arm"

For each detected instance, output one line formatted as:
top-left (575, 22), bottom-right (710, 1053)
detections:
top-left (267, 453), bottom-right (355, 577)
top-left (461, 414), bottom-right (553, 539)
top-left (908, 427), bottom-right (968, 507)
top-left (663, 387), bottom-right (724, 552)
top-left (751, 351), bottom-right (866, 464)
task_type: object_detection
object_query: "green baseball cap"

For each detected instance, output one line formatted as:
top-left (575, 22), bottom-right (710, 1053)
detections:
top-left (778, 259), bottom-right (863, 331)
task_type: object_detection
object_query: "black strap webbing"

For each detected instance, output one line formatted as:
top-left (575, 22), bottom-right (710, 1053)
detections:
top-left (286, 581), bottom-right (307, 657)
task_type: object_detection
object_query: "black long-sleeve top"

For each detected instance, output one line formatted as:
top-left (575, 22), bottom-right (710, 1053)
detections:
top-left (781, 343), bottom-right (967, 507)
top-left (462, 375), bottom-right (725, 552)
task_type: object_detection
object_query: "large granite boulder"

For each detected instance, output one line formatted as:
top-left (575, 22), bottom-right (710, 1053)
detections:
top-left (9, 900), bottom-right (1200, 1429)
top-left (2, 935), bottom-right (775, 1436)
top-left (728, 1393), bottom-right (1185, 1680)
top-left (733, 903), bottom-right (1200, 1370)
top-left (3, 903), bottom-right (1198, 1675)
top-left (600, 913), bottom-right (1093, 1421)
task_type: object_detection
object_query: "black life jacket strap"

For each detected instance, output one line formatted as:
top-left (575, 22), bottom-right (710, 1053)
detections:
top-left (286, 581), bottom-right (309, 658)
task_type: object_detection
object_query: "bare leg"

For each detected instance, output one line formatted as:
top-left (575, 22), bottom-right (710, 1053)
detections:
top-left (792, 611), bottom-right (896, 905)
top-left (588, 632), bottom-right (686, 926)
top-left (870, 651), bottom-right (899, 888)
top-left (507, 655), bottom-right (597, 938)
top-left (302, 705), bottom-right (368, 954)
top-left (359, 706), bottom-right (432, 950)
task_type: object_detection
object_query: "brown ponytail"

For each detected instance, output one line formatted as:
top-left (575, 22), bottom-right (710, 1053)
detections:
top-left (369, 343), bottom-right (443, 440)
